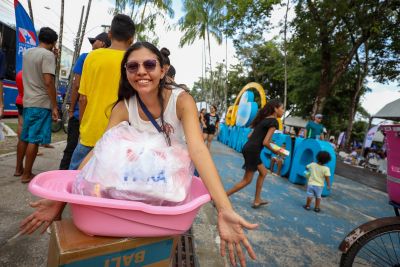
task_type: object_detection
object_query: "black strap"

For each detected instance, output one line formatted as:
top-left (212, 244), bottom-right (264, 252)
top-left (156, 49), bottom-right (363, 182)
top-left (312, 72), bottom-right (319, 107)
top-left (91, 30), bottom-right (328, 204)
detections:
top-left (137, 96), bottom-right (163, 133)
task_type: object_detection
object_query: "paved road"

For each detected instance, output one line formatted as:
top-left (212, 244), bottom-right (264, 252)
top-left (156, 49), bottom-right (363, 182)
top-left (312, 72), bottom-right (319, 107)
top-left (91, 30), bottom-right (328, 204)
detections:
top-left (0, 141), bottom-right (394, 266)
top-left (194, 142), bottom-right (393, 267)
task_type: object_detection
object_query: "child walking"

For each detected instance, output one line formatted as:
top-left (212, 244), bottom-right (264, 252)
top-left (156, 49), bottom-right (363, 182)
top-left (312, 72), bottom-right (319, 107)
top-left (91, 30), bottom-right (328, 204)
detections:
top-left (270, 142), bottom-right (286, 176)
top-left (226, 99), bottom-right (284, 208)
top-left (303, 151), bottom-right (331, 212)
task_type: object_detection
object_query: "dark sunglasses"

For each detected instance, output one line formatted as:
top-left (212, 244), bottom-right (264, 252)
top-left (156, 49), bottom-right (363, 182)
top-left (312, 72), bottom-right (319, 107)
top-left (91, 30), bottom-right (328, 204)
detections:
top-left (125, 59), bottom-right (158, 73)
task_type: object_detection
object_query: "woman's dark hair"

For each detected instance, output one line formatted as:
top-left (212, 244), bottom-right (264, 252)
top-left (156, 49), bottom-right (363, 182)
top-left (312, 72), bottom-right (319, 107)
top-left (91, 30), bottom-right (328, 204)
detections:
top-left (117, 41), bottom-right (171, 145)
top-left (167, 65), bottom-right (176, 78)
top-left (38, 27), bottom-right (58, 44)
top-left (160, 47), bottom-right (171, 66)
top-left (250, 99), bottom-right (282, 128)
top-left (317, 151), bottom-right (331, 165)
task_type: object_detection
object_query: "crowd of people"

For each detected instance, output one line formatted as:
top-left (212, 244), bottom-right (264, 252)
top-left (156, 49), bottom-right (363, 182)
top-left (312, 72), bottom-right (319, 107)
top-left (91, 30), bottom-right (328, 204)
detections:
top-left (2, 11), bottom-right (384, 266)
top-left (15, 14), bottom-right (257, 267)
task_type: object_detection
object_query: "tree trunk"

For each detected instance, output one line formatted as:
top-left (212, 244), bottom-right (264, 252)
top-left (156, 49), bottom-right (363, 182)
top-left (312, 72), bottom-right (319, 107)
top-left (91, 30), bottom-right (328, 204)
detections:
top-left (64, 5), bottom-right (85, 109)
top-left (77, 0), bottom-right (92, 57)
top-left (312, 22), bottom-right (331, 115)
top-left (345, 41), bottom-right (369, 150)
top-left (283, 0), bottom-right (290, 121)
top-left (224, 35), bottom-right (228, 111)
top-left (55, 0), bottom-right (65, 87)
top-left (207, 27), bottom-right (213, 104)
top-left (27, 0), bottom-right (34, 26)
top-left (138, 0), bottom-right (149, 35)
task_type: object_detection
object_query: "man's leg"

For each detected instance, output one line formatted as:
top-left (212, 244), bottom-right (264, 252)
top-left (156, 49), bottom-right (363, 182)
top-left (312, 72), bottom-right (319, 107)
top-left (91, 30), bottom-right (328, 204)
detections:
top-left (21, 143), bottom-right (39, 183)
top-left (59, 117), bottom-right (80, 170)
top-left (14, 140), bottom-right (27, 176)
top-left (69, 142), bottom-right (93, 170)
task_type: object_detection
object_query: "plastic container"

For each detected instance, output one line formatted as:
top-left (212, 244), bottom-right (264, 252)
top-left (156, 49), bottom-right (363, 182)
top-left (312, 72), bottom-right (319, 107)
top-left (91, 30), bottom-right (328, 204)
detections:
top-left (29, 170), bottom-right (211, 237)
top-left (381, 125), bottom-right (400, 204)
top-left (270, 143), bottom-right (290, 156)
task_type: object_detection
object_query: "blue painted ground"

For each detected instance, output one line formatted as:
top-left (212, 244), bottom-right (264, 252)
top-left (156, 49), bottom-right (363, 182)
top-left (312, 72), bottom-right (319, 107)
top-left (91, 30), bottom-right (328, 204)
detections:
top-left (194, 141), bottom-right (394, 267)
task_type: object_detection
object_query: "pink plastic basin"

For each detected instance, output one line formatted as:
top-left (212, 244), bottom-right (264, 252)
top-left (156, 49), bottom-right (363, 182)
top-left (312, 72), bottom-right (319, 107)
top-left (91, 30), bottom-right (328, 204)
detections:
top-left (381, 125), bottom-right (400, 203)
top-left (29, 170), bottom-right (211, 237)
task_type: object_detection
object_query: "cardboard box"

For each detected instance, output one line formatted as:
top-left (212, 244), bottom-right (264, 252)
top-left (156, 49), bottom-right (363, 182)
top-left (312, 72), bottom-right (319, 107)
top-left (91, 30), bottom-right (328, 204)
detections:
top-left (48, 219), bottom-right (178, 267)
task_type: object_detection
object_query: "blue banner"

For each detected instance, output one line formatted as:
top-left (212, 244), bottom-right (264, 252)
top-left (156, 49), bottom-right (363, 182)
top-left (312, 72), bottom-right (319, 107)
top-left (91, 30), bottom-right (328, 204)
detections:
top-left (14, 0), bottom-right (37, 73)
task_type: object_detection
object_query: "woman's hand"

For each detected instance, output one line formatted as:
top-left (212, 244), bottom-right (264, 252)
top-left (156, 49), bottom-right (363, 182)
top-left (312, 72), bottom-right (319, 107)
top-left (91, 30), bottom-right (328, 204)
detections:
top-left (218, 208), bottom-right (258, 266)
top-left (20, 199), bottom-right (65, 234)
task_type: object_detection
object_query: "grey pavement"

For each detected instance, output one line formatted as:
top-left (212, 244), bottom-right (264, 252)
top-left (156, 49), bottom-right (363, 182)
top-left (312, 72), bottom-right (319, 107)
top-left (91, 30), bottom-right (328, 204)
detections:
top-left (0, 141), bottom-right (394, 266)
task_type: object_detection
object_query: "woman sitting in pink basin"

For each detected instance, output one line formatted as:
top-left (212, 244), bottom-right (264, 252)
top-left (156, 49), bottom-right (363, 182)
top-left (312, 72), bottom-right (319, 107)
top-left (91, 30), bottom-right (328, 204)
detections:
top-left (20, 42), bottom-right (258, 267)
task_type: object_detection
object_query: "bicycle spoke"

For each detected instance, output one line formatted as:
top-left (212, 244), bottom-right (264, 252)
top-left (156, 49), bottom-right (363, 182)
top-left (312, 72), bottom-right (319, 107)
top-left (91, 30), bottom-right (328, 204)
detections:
top-left (357, 240), bottom-right (394, 266)
top-left (354, 249), bottom-right (384, 267)
top-left (379, 234), bottom-right (395, 266)
top-left (389, 233), bottom-right (400, 264)
top-left (371, 238), bottom-right (391, 264)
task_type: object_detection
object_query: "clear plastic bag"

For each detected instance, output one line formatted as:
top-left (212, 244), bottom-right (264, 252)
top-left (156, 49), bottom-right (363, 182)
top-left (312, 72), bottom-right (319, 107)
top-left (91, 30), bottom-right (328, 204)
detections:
top-left (72, 121), bottom-right (194, 206)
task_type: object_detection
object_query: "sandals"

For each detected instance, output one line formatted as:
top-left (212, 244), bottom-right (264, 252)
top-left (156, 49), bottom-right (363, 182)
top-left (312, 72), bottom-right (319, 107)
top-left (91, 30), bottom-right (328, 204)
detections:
top-left (252, 201), bottom-right (269, 209)
top-left (303, 205), bottom-right (321, 212)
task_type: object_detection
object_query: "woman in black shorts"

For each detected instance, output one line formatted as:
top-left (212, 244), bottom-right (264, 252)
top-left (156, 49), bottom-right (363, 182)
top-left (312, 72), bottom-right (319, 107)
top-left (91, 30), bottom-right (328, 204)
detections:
top-left (202, 105), bottom-right (219, 149)
top-left (226, 99), bottom-right (284, 208)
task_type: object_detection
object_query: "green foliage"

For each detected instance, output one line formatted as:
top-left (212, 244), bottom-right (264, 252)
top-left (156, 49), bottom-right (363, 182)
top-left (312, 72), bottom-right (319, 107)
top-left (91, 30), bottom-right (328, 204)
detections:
top-left (112, 0), bottom-right (174, 44)
top-left (351, 120), bottom-right (368, 143)
top-left (178, 0), bottom-right (224, 47)
top-left (224, 0), bottom-right (280, 38)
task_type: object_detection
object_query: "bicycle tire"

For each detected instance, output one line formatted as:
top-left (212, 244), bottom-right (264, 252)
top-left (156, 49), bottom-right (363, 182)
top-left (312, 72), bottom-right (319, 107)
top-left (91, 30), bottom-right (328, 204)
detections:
top-left (51, 120), bottom-right (62, 133)
top-left (340, 224), bottom-right (400, 267)
top-left (62, 108), bottom-right (69, 134)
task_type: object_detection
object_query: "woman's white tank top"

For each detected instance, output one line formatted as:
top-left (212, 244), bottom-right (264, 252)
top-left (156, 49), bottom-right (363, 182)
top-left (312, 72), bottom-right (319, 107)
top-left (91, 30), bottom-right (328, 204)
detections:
top-left (124, 88), bottom-right (186, 144)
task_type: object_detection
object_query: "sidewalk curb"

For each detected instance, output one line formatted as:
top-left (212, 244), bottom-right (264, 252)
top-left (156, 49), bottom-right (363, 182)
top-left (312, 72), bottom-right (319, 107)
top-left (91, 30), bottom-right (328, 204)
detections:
top-left (0, 140), bottom-right (67, 159)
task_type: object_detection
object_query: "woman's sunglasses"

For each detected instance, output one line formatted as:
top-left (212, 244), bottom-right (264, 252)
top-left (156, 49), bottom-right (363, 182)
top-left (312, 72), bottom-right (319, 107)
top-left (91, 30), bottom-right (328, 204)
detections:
top-left (125, 59), bottom-right (158, 73)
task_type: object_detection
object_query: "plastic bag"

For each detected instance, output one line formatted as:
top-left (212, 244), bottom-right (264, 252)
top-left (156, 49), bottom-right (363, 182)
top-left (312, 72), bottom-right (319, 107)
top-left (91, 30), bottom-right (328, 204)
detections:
top-left (72, 121), bottom-right (194, 206)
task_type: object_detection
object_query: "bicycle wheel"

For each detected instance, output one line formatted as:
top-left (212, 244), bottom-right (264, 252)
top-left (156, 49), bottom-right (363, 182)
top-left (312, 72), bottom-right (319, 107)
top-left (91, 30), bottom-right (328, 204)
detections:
top-left (340, 224), bottom-right (400, 267)
top-left (62, 108), bottom-right (69, 134)
top-left (51, 120), bottom-right (62, 133)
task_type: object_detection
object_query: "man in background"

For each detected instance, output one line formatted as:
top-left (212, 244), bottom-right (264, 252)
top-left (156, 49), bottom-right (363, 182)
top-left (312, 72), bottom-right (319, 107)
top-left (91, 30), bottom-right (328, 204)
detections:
top-left (19, 27), bottom-right (59, 183)
top-left (59, 32), bottom-right (111, 170)
top-left (305, 114), bottom-right (325, 140)
top-left (69, 14), bottom-right (135, 170)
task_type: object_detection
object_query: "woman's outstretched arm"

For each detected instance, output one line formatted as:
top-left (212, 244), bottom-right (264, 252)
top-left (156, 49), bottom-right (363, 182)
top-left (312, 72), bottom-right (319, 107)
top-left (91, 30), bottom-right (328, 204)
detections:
top-left (177, 92), bottom-right (258, 267)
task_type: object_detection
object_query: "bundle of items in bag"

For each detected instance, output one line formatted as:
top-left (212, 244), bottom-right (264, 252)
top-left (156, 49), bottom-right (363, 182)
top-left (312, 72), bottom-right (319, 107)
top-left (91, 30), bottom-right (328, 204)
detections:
top-left (73, 122), bottom-right (194, 206)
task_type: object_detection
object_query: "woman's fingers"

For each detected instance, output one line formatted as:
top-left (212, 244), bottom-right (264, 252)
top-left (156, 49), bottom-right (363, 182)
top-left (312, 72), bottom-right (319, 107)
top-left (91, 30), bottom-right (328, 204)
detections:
top-left (242, 238), bottom-right (257, 260)
top-left (22, 218), bottom-right (41, 235)
top-left (29, 201), bottom-right (41, 208)
top-left (228, 242), bottom-right (236, 266)
top-left (239, 217), bottom-right (258, 230)
top-left (20, 213), bottom-right (35, 229)
top-left (220, 239), bottom-right (226, 257)
top-left (40, 221), bottom-right (52, 234)
top-left (235, 242), bottom-right (246, 267)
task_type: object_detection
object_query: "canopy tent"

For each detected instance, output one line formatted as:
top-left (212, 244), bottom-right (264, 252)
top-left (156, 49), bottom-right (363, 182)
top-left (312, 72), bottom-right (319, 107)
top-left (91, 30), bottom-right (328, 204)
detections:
top-left (283, 116), bottom-right (307, 128)
top-left (372, 98), bottom-right (400, 121)
top-left (363, 98), bottom-right (400, 148)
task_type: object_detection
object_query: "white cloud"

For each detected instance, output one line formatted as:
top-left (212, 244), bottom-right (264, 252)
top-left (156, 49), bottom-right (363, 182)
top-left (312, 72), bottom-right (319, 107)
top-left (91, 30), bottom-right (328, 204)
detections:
top-left (362, 81), bottom-right (400, 115)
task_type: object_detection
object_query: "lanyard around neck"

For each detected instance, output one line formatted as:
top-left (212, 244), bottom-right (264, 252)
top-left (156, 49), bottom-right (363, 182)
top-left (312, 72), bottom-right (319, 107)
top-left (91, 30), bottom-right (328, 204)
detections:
top-left (137, 95), bottom-right (163, 133)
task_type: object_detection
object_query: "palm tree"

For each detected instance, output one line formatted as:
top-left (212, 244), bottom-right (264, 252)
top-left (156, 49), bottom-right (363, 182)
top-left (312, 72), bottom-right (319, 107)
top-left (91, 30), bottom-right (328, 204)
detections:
top-left (113, 0), bottom-right (174, 42)
top-left (178, 0), bottom-right (224, 104)
top-left (55, 0), bottom-right (65, 86)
